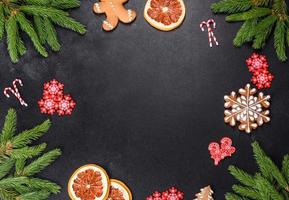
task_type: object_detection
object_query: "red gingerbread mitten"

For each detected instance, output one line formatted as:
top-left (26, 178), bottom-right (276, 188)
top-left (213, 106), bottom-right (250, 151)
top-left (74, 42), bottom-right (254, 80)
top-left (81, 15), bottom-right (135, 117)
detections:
top-left (93, 0), bottom-right (136, 31)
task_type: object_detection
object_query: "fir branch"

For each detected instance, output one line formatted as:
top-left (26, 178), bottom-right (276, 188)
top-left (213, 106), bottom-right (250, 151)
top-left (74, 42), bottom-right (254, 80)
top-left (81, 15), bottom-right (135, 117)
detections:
top-left (1, 109), bottom-right (17, 145)
top-left (21, 149), bottom-right (61, 176)
top-left (233, 19), bottom-right (257, 46)
top-left (22, 0), bottom-right (51, 6)
top-left (228, 165), bottom-right (256, 187)
top-left (0, 158), bottom-right (14, 179)
top-left (11, 119), bottom-right (50, 149)
top-left (0, 3), bottom-right (5, 41)
top-left (282, 155), bottom-right (289, 183)
top-left (17, 190), bottom-right (50, 200)
top-left (274, 20), bottom-right (287, 61)
top-left (43, 17), bottom-right (60, 51)
top-left (28, 178), bottom-right (60, 194)
top-left (15, 12), bottom-right (48, 57)
top-left (10, 143), bottom-right (47, 159)
top-left (211, 0), bottom-right (252, 13)
top-left (226, 7), bottom-right (272, 22)
top-left (232, 185), bottom-right (260, 199)
top-left (33, 16), bottom-right (46, 45)
top-left (6, 15), bottom-right (19, 63)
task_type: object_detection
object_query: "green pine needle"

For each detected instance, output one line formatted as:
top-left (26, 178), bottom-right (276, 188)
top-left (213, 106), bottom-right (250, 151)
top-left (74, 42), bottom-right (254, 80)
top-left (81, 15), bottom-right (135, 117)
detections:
top-left (282, 155), bottom-right (289, 182)
top-left (225, 193), bottom-right (244, 200)
top-left (50, 0), bottom-right (80, 9)
top-left (226, 7), bottom-right (272, 22)
top-left (16, 13), bottom-right (48, 57)
top-left (0, 3), bottom-right (5, 41)
top-left (18, 190), bottom-right (51, 200)
top-left (33, 16), bottom-right (46, 45)
top-left (28, 178), bottom-right (61, 194)
top-left (0, 158), bottom-right (14, 180)
top-left (11, 119), bottom-right (51, 149)
top-left (211, 0), bottom-right (252, 14)
top-left (228, 165), bottom-right (256, 187)
top-left (233, 19), bottom-right (257, 47)
top-left (17, 33), bottom-right (27, 56)
top-left (44, 17), bottom-right (61, 51)
top-left (1, 109), bottom-right (17, 145)
top-left (49, 15), bottom-right (86, 34)
top-left (232, 185), bottom-right (260, 199)
top-left (22, 149), bottom-right (61, 176)
top-left (11, 143), bottom-right (47, 160)
top-left (6, 16), bottom-right (19, 63)
top-left (274, 20), bottom-right (287, 61)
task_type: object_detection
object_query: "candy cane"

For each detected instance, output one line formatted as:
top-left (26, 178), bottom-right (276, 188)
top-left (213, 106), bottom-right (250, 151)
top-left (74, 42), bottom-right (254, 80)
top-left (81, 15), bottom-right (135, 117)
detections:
top-left (200, 19), bottom-right (219, 47)
top-left (4, 79), bottom-right (28, 107)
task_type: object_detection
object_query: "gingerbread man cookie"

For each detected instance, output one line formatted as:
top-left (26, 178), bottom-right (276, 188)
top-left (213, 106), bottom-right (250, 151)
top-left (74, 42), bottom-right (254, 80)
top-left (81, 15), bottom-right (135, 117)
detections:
top-left (93, 0), bottom-right (136, 31)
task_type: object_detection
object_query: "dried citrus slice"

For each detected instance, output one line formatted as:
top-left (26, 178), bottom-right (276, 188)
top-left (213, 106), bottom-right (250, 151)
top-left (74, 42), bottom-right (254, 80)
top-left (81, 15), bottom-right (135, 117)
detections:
top-left (68, 164), bottom-right (110, 200)
top-left (107, 179), bottom-right (132, 200)
top-left (144, 0), bottom-right (186, 31)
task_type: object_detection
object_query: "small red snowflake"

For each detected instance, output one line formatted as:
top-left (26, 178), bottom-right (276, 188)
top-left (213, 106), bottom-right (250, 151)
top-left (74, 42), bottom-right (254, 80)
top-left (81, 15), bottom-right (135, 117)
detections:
top-left (38, 97), bottom-right (58, 115)
top-left (57, 95), bottom-right (76, 116)
top-left (146, 187), bottom-right (184, 200)
top-left (246, 53), bottom-right (268, 73)
top-left (252, 71), bottom-right (274, 89)
top-left (38, 79), bottom-right (76, 116)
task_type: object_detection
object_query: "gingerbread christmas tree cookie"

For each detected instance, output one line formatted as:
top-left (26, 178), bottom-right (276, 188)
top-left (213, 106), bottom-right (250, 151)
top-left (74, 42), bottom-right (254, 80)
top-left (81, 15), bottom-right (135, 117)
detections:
top-left (224, 84), bottom-right (270, 133)
top-left (194, 186), bottom-right (214, 200)
top-left (93, 0), bottom-right (136, 31)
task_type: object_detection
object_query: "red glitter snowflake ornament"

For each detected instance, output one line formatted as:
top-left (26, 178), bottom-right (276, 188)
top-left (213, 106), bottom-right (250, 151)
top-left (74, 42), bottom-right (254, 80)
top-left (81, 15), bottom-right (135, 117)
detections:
top-left (146, 187), bottom-right (184, 200)
top-left (246, 53), bottom-right (268, 73)
top-left (38, 79), bottom-right (76, 116)
top-left (252, 71), bottom-right (274, 89)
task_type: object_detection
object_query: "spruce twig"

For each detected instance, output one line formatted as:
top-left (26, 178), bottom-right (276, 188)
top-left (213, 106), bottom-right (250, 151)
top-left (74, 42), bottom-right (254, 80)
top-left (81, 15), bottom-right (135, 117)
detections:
top-left (0, 0), bottom-right (86, 63)
top-left (211, 0), bottom-right (289, 61)
top-left (0, 109), bottom-right (61, 200)
top-left (225, 141), bottom-right (289, 200)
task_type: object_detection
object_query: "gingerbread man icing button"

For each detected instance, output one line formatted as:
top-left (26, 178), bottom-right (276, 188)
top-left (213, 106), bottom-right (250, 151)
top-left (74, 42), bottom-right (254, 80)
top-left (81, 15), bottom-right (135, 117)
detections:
top-left (93, 0), bottom-right (137, 31)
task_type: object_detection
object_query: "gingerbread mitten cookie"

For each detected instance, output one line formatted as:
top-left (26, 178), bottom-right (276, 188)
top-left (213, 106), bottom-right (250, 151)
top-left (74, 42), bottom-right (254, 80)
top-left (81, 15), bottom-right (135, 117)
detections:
top-left (93, 0), bottom-right (136, 31)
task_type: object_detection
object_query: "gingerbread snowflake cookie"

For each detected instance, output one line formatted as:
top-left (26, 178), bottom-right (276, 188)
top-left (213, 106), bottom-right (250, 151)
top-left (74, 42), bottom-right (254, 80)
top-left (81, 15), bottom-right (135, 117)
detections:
top-left (224, 84), bottom-right (270, 133)
top-left (93, 0), bottom-right (136, 31)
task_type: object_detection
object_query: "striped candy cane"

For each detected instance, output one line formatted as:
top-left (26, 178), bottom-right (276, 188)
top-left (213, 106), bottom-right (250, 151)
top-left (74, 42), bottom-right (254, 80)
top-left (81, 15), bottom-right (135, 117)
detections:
top-left (200, 19), bottom-right (219, 47)
top-left (4, 79), bottom-right (28, 107)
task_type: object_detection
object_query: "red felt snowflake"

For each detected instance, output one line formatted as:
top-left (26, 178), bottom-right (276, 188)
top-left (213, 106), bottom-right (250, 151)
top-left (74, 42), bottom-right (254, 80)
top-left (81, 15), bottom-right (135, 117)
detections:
top-left (246, 53), bottom-right (268, 73)
top-left (38, 80), bottom-right (76, 116)
top-left (146, 187), bottom-right (184, 200)
top-left (251, 70), bottom-right (274, 89)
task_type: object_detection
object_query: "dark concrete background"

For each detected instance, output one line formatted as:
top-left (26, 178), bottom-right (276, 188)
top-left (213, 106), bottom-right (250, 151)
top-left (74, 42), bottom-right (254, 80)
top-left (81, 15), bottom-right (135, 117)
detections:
top-left (1, 0), bottom-right (289, 199)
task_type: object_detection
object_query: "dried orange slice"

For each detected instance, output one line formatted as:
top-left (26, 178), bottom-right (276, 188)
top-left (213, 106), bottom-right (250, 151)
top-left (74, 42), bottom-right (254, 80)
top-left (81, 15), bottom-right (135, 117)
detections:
top-left (144, 0), bottom-right (186, 31)
top-left (107, 179), bottom-right (132, 200)
top-left (68, 164), bottom-right (110, 200)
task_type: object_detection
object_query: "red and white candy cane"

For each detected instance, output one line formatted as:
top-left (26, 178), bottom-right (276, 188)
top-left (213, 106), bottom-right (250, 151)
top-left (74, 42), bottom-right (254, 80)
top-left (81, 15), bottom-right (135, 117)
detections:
top-left (200, 19), bottom-right (219, 47)
top-left (4, 79), bottom-right (28, 107)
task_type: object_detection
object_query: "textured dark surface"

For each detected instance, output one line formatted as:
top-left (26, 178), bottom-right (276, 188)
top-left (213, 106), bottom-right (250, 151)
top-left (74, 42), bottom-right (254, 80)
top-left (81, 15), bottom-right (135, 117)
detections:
top-left (1, 0), bottom-right (289, 199)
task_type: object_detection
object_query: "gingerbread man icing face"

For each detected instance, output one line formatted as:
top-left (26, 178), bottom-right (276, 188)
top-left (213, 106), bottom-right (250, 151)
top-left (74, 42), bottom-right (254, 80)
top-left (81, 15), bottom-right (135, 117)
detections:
top-left (93, 0), bottom-right (137, 31)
